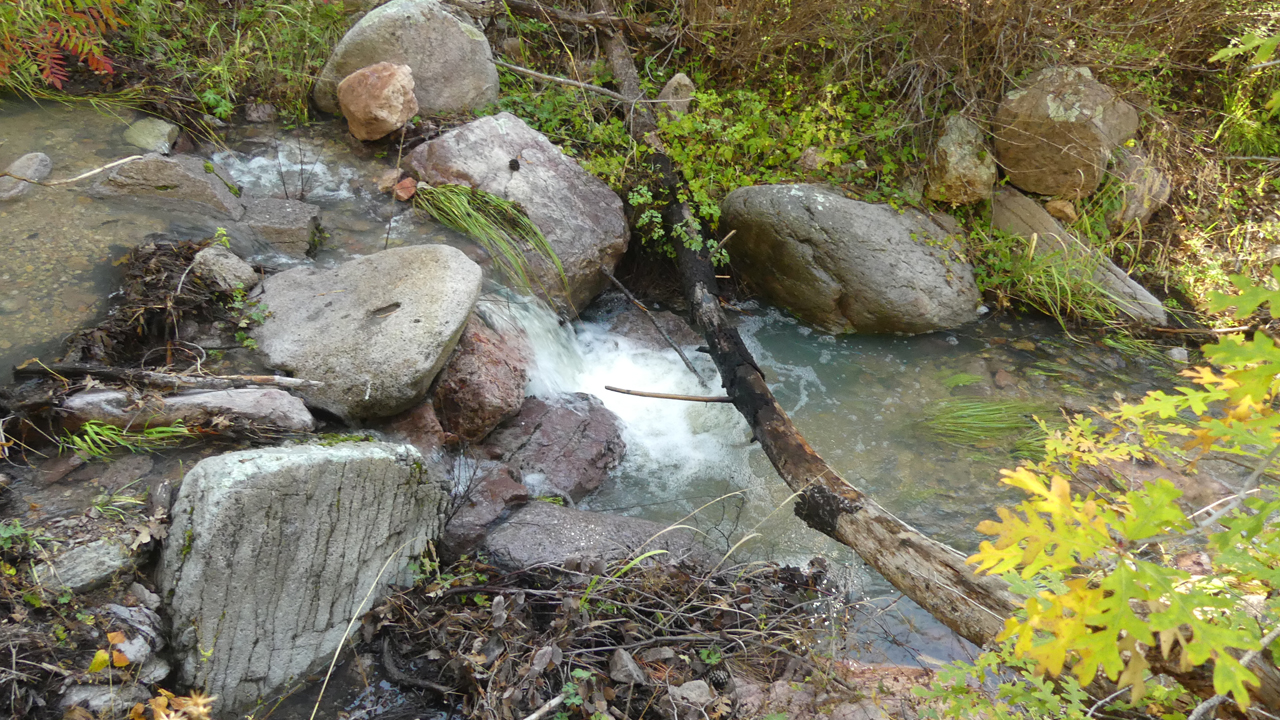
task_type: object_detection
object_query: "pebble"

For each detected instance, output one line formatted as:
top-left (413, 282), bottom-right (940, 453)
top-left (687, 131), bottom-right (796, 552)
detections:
top-left (1166, 347), bottom-right (1189, 363)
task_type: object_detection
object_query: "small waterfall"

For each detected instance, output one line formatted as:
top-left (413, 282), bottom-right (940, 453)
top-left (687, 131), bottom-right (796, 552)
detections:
top-left (479, 295), bottom-right (761, 526)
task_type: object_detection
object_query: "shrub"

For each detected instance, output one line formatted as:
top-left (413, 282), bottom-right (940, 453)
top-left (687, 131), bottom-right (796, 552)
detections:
top-left (0, 0), bottom-right (123, 91)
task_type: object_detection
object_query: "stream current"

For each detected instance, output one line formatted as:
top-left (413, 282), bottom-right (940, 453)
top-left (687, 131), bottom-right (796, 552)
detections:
top-left (1, 98), bottom-right (1180, 669)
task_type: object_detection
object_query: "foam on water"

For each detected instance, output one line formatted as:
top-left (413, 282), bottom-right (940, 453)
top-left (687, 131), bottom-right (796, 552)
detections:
top-left (212, 141), bottom-right (364, 204)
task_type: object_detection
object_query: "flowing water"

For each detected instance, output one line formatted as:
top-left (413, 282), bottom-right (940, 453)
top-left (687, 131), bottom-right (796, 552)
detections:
top-left (1, 98), bottom-right (1180, 667)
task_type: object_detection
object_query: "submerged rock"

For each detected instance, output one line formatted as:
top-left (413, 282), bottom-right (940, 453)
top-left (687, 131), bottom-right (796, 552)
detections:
top-left (482, 501), bottom-right (713, 571)
top-left (408, 112), bottom-right (629, 314)
top-left (315, 0), bottom-right (499, 116)
top-left (925, 115), bottom-right (996, 204)
top-left (482, 393), bottom-right (625, 503)
top-left (241, 196), bottom-right (322, 258)
top-left (123, 117), bottom-right (180, 155)
top-left (90, 153), bottom-right (245, 221)
top-left (0, 152), bottom-right (52, 201)
top-left (993, 66), bottom-right (1139, 199)
top-left (991, 187), bottom-right (1166, 325)
top-left (252, 245), bottom-right (481, 419)
top-left (434, 315), bottom-right (529, 443)
top-left (338, 62), bottom-right (419, 141)
top-left (159, 442), bottom-right (448, 716)
top-left (721, 184), bottom-right (980, 334)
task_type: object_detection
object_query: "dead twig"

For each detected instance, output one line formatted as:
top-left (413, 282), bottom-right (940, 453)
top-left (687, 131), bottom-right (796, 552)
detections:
top-left (495, 59), bottom-right (628, 102)
top-left (604, 386), bottom-right (731, 403)
top-left (0, 155), bottom-right (142, 187)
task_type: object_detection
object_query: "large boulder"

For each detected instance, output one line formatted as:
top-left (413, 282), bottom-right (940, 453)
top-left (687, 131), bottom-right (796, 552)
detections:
top-left (0, 152), bottom-right (52, 201)
top-left (991, 187), bottom-right (1166, 325)
top-left (90, 153), bottom-right (245, 221)
top-left (314, 0), bottom-right (499, 116)
top-left (252, 245), bottom-right (481, 420)
top-left (338, 62), bottom-right (419, 141)
top-left (408, 112), bottom-right (629, 314)
top-left (159, 442), bottom-right (448, 716)
top-left (721, 184), bottom-right (980, 335)
top-left (434, 315), bottom-right (529, 443)
top-left (480, 393), bottom-right (625, 503)
top-left (993, 66), bottom-right (1139, 199)
top-left (482, 501), bottom-right (714, 571)
top-left (925, 115), bottom-right (996, 204)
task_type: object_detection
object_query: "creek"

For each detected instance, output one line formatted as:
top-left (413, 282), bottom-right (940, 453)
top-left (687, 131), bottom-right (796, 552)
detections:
top-left (0, 98), bottom-right (1179, 671)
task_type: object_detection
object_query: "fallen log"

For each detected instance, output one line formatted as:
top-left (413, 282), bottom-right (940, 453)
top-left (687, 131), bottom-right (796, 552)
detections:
top-left (443, 0), bottom-right (673, 41)
top-left (13, 363), bottom-right (322, 392)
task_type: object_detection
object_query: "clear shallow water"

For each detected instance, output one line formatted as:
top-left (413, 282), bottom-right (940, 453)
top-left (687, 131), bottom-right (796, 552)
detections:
top-left (0, 98), bottom-right (463, 380)
top-left (492, 294), bottom-right (1176, 663)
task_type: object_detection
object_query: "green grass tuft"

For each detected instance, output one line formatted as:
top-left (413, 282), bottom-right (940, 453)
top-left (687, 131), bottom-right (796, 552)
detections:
top-left (413, 183), bottom-right (567, 301)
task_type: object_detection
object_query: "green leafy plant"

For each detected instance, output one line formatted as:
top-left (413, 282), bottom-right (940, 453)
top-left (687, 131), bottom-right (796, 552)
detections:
top-left (413, 183), bottom-right (567, 300)
top-left (0, 520), bottom-right (46, 555)
top-left (698, 646), bottom-right (723, 666)
top-left (62, 420), bottom-right (195, 459)
top-left (227, 282), bottom-right (267, 349)
top-left (939, 267), bottom-right (1280, 715)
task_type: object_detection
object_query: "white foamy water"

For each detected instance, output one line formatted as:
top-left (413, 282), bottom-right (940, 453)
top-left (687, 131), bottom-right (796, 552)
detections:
top-left (212, 141), bottom-right (364, 203)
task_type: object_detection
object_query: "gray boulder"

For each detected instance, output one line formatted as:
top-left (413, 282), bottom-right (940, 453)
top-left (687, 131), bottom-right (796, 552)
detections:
top-left (242, 197), bottom-right (322, 258)
top-left (191, 245), bottom-right (259, 291)
top-left (0, 152), bottom-right (52, 201)
top-left (61, 387), bottom-right (315, 433)
top-left (408, 112), bottom-right (629, 314)
top-left (657, 73), bottom-right (696, 117)
top-left (925, 115), bottom-right (996, 204)
top-left (31, 538), bottom-right (136, 592)
top-left (123, 117), bottom-right (180, 155)
top-left (721, 184), bottom-right (980, 334)
top-left (992, 187), bottom-right (1166, 325)
top-left (159, 442), bottom-right (448, 716)
top-left (481, 393), bottom-right (625, 503)
top-left (993, 66), bottom-right (1139, 199)
top-left (482, 501), bottom-right (714, 571)
top-left (1108, 145), bottom-right (1170, 230)
top-left (252, 245), bottom-right (481, 420)
top-left (314, 0), bottom-right (499, 116)
top-left (90, 153), bottom-right (245, 221)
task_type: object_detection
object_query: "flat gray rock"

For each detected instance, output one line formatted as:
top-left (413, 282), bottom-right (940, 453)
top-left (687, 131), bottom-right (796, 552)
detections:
top-left (242, 197), bottom-right (322, 258)
top-left (159, 442), bottom-right (448, 716)
top-left (62, 387), bottom-right (315, 433)
top-left (992, 187), bottom-right (1166, 325)
top-left (32, 538), bottom-right (135, 592)
top-left (315, 0), bottom-right (498, 116)
top-left (253, 245), bottom-right (481, 419)
top-left (722, 184), bottom-right (980, 334)
top-left (482, 501), bottom-right (714, 571)
top-left (90, 153), bottom-right (245, 221)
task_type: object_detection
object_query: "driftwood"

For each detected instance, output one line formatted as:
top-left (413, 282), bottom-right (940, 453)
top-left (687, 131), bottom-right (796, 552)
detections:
top-left (13, 363), bottom-right (322, 392)
top-left (604, 386), bottom-right (730, 403)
